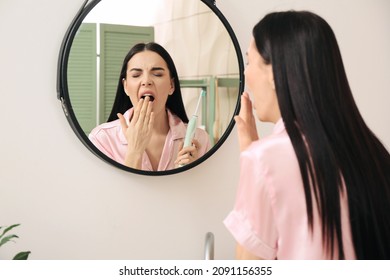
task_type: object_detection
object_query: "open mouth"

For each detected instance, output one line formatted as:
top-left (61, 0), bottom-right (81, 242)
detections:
top-left (140, 93), bottom-right (155, 102)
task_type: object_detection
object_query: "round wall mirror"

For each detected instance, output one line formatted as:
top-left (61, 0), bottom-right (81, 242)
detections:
top-left (57, 0), bottom-right (244, 175)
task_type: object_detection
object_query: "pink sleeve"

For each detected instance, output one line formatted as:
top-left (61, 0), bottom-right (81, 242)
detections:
top-left (224, 147), bottom-right (278, 259)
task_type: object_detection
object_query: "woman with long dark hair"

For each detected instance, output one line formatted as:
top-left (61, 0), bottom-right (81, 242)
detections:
top-left (89, 42), bottom-right (210, 171)
top-left (224, 11), bottom-right (390, 259)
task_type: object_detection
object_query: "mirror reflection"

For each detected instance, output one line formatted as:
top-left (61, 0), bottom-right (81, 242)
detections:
top-left (67, 0), bottom-right (241, 172)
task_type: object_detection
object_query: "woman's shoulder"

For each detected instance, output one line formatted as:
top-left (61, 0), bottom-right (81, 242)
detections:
top-left (243, 128), bottom-right (295, 165)
top-left (90, 119), bottom-right (120, 136)
top-left (195, 127), bottom-right (209, 139)
top-left (90, 109), bottom-right (132, 139)
top-left (88, 119), bottom-right (123, 146)
top-left (194, 127), bottom-right (211, 150)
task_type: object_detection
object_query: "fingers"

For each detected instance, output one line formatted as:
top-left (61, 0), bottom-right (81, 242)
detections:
top-left (234, 115), bottom-right (242, 125)
top-left (177, 139), bottom-right (200, 156)
top-left (235, 92), bottom-right (259, 152)
top-left (178, 141), bottom-right (184, 151)
top-left (175, 139), bottom-right (201, 166)
top-left (236, 92), bottom-right (257, 128)
top-left (239, 92), bottom-right (253, 120)
top-left (191, 138), bottom-right (200, 148)
top-left (175, 152), bottom-right (194, 166)
top-left (117, 113), bottom-right (128, 130)
top-left (132, 96), bottom-right (153, 125)
top-left (148, 112), bottom-right (155, 131)
top-left (121, 96), bottom-right (154, 155)
top-left (139, 96), bottom-right (153, 124)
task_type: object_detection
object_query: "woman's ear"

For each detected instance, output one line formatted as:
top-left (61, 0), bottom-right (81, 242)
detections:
top-left (122, 78), bottom-right (129, 96)
top-left (268, 66), bottom-right (275, 91)
top-left (169, 78), bottom-right (175, 95)
top-left (271, 78), bottom-right (276, 91)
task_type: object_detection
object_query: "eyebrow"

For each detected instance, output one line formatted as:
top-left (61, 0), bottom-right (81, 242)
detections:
top-left (129, 67), bottom-right (166, 72)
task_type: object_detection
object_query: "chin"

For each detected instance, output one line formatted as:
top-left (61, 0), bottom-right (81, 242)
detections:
top-left (256, 111), bottom-right (267, 122)
top-left (257, 114), bottom-right (273, 123)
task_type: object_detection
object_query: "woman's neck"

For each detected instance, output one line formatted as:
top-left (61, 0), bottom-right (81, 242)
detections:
top-left (152, 109), bottom-right (170, 135)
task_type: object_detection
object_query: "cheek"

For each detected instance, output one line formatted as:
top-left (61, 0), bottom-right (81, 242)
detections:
top-left (251, 80), bottom-right (269, 112)
top-left (245, 66), bottom-right (263, 93)
top-left (123, 82), bottom-right (139, 104)
top-left (244, 67), bottom-right (254, 89)
top-left (254, 88), bottom-right (278, 121)
top-left (156, 80), bottom-right (173, 96)
top-left (124, 81), bottom-right (139, 94)
top-left (253, 95), bottom-right (268, 121)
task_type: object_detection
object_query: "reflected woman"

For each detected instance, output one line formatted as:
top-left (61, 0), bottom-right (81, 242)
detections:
top-left (89, 42), bottom-right (210, 171)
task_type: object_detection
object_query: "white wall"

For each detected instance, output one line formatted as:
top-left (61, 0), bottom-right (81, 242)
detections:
top-left (0, 0), bottom-right (389, 260)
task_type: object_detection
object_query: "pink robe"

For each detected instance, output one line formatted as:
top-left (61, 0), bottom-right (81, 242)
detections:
top-left (89, 109), bottom-right (210, 171)
top-left (224, 119), bottom-right (356, 259)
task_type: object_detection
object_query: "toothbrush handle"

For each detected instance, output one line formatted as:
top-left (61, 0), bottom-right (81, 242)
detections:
top-left (183, 116), bottom-right (197, 148)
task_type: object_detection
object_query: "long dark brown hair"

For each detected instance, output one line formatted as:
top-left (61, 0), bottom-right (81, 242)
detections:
top-left (253, 11), bottom-right (390, 259)
top-left (107, 42), bottom-right (189, 123)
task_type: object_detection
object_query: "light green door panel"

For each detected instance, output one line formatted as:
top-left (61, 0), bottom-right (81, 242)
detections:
top-left (67, 23), bottom-right (97, 134)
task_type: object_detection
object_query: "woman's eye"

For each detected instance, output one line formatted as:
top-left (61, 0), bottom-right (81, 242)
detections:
top-left (153, 73), bottom-right (163, 77)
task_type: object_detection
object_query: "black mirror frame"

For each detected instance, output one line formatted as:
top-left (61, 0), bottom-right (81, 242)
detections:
top-left (57, 0), bottom-right (244, 176)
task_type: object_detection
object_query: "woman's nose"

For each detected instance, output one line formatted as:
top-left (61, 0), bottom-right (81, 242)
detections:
top-left (141, 76), bottom-right (152, 86)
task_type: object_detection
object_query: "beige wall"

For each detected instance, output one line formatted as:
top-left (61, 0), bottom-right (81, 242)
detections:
top-left (0, 0), bottom-right (389, 260)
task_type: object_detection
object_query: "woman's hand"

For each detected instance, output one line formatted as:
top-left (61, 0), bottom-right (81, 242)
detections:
top-left (175, 139), bottom-right (201, 167)
top-left (118, 96), bottom-right (154, 168)
top-left (234, 92), bottom-right (259, 152)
